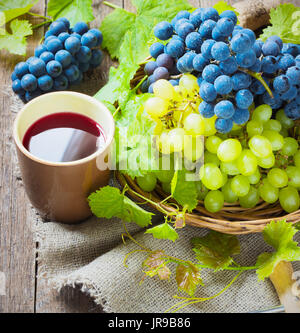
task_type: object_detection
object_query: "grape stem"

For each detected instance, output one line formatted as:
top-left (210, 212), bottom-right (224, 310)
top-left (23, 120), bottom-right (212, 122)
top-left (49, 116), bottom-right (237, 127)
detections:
top-left (240, 68), bottom-right (274, 98)
top-left (32, 20), bottom-right (52, 30)
top-left (103, 1), bottom-right (122, 9)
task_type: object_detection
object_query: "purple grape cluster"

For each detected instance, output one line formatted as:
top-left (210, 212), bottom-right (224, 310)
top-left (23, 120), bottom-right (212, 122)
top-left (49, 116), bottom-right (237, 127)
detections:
top-left (145, 7), bottom-right (300, 133)
top-left (11, 18), bottom-right (104, 102)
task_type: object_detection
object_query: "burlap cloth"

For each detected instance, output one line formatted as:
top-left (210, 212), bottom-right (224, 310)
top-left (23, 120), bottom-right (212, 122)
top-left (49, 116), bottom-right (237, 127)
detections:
top-left (7, 86), bottom-right (300, 313)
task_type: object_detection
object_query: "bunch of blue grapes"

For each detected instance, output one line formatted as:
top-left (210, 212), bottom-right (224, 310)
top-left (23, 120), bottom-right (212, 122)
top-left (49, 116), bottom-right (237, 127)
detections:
top-left (11, 18), bottom-right (104, 102)
top-left (145, 7), bottom-right (300, 133)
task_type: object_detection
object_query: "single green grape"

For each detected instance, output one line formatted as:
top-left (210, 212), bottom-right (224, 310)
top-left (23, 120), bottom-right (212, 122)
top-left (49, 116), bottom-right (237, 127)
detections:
top-left (275, 109), bottom-right (294, 129)
top-left (239, 186), bottom-right (260, 208)
top-left (267, 168), bottom-right (288, 188)
top-left (252, 104), bottom-right (272, 123)
top-left (220, 160), bottom-right (240, 176)
top-left (144, 97), bottom-right (169, 118)
top-left (153, 79), bottom-right (175, 100)
top-left (184, 113), bottom-right (205, 136)
top-left (222, 181), bottom-right (238, 203)
top-left (199, 163), bottom-right (224, 190)
top-left (262, 130), bottom-right (284, 151)
top-left (246, 120), bottom-right (263, 137)
top-left (205, 135), bottom-right (222, 154)
top-left (263, 119), bottom-right (282, 132)
top-left (281, 137), bottom-right (299, 157)
top-left (286, 166), bottom-right (300, 188)
top-left (257, 153), bottom-right (275, 169)
top-left (136, 173), bottom-right (157, 192)
top-left (236, 149), bottom-right (258, 176)
top-left (179, 74), bottom-right (198, 93)
top-left (247, 168), bottom-right (261, 185)
top-left (168, 128), bottom-right (185, 152)
top-left (217, 139), bottom-right (242, 162)
top-left (248, 135), bottom-right (273, 158)
top-left (155, 169), bottom-right (174, 183)
top-left (204, 190), bottom-right (224, 213)
top-left (279, 186), bottom-right (300, 213)
top-left (259, 178), bottom-right (279, 204)
top-left (230, 175), bottom-right (250, 197)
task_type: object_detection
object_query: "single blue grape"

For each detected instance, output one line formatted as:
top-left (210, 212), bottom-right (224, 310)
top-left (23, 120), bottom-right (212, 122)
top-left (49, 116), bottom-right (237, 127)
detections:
top-left (88, 28), bottom-right (103, 46)
top-left (45, 30), bottom-right (54, 39)
top-left (215, 118), bottom-right (233, 133)
top-left (11, 71), bottom-right (18, 81)
top-left (56, 17), bottom-right (70, 30)
top-left (28, 58), bottom-right (46, 77)
top-left (154, 21), bottom-right (173, 40)
top-left (262, 41), bottom-right (280, 56)
top-left (64, 36), bottom-right (81, 55)
top-left (231, 72), bottom-right (252, 91)
top-left (64, 64), bottom-right (80, 83)
top-left (211, 27), bottom-right (226, 42)
top-left (46, 60), bottom-right (63, 78)
top-left (147, 75), bottom-right (155, 86)
top-left (284, 100), bottom-right (299, 120)
top-left (75, 46), bottom-right (92, 63)
top-left (38, 75), bottom-right (53, 91)
top-left (148, 83), bottom-right (154, 93)
top-left (180, 52), bottom-right (196, 72)
top-left (73, 22), bottom-right (89, 35)
top-left (219, 56), bottom-right (238, 75)
top-left (14, 62), bottom-right (29, 79)
top-left (240, 29), bottom-right (256, 45)
top-left (53, 74), bottom-right (69, 90)
top-left (261, 55), bottom-right (278, 74)
top-left (216, 17), bottom-right (234, 37)
top-left (185, 32), bottom-right (202, 52)
top-left (81, 32), bottom-right (97, 48)
top-left (48, 21), bottom-right (68, 36)
top-left (189, 8), bottom-right (203, 28)
top-left (220, 10), bottom-right (238, 25)
top-left (253, 40), bottom-right (263, 57)
top-left (281, 85), bottom-right (297, 101)
top-left (89, 49), bottom-right (103, 67)
top-left (144, 61), bottom-right (158, 75)
top-left (235, 89), bottom-right (253, 109)
top-left (78, 62), bottom-right (90, 73)
top-left (153, 67), bottom-right (169, 80)
top-left (21, 74), bottom-right (37, 92)
top-left (45, 35), bottom-right (57, 44)
top-left (286, 66), bottom-right (300, 85)
top-left (232, 25), bottom-right (243, 36)
top-left (165, 38), bottom-right (185, 58)
top-left (199, 80), bottom-right (217, 102)
top-left (176, 21), bottom-right (194, 39)
top-left (193, 54), bottom-right (209, 72)
top-left (71, 32), bottom-right (81, 40)
top-left (156, 53), bottom-right (174, 70)
top-left (266, 36), bottom-right (283, 50)
top-left (250, 80), bottom-right (265, 95)
top-left (214, 100), bottom-right (235, 119)
top-left (214, 75), bottom-right (233, 95)
top-left (55, 49), bottom-right (72, 68)
top-left (12, 79), bottom-right (25, 95)
top-left (278, 54), bottom-right (296, 71)
top-left (211, 42), bottom-right (230, 61)
top-left (201, 7), bottom-right (219, 22)
top-left (273, 75), bottom-right (291, 94)
top-left (57, 32), bottom-right (70, 43)
top-left (262, 91), bottom-right (282, 109)
top-left (202, 64), bottom-right (221, 83)
top-left (149, 42), bottom-right (164, 59)
top-left (174, 18), bottom-right (190, 32)
top-left (177, 58), bottom-right (189, 73)
top-left (39, 51), bottom-right (55, 64)
top-left (236, 49), bottom-right (257, 68)
top-left (230, 33), bottom-right (252, 54)
top-left (198, 20), bottom-right (216, 39)
top-left (46, 37), bottom-right (63, 54)
top-left (198, 101), bottom-right (215, 118)
top-left (232, 108), bottom-right (250, 125)
top-left (34, 44), bottom-right (48, 57)
top-left (201, 39), bottom-right (216, 60)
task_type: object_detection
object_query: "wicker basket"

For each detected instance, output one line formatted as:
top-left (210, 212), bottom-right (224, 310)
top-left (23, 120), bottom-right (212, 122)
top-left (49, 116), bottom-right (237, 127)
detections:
top-left (116, 16), bottom-right (300, 235)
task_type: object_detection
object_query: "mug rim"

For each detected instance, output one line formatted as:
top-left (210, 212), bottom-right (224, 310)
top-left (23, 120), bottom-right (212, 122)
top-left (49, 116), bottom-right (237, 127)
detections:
top-left (13, 91), bottom-right (115, 167)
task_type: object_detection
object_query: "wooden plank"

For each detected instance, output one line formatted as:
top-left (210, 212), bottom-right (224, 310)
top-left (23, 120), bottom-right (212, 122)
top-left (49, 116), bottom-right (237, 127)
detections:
top-left (0, 1), bottom-right (46, 313)
top-left (34, 0), bottom-right (123, 313)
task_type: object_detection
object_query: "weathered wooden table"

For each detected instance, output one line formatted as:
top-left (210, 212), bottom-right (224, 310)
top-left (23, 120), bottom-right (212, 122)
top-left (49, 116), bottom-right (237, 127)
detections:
top-left (0, 0), bottom-right (297, 313)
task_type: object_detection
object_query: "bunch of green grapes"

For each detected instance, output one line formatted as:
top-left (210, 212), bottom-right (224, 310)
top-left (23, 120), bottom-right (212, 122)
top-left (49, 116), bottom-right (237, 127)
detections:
top-left (137, 75), bottom-right (300, 215)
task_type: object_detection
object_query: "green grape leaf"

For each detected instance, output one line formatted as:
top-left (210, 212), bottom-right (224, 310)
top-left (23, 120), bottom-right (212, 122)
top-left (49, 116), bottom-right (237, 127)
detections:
top-left (213, 1), bottom-right (240, 24)
top-left (192, 231), bottom-right (240, 271)
top-left (0, 11), bottom-right (5, 35)
top-left (47, 0), bottom-right (95, 26)
top-left (256, 220), bottom-right (300, 281)
top-left (145, 222), bottom-right (179, 242)
top-left (0, 0), bottom-right (38, 23)
top-left (0, 19), bottom-right (32, 55)
top-left (259, 4), bottom-right (300, 44)
top-left (176, 263), bottom-right (203, 296)
top-left (143, 250), bottom-right (171, 280)
top-left (88, 186), bottom-right (153, 227)
top-left (171, 169), bottom-right (198, 212)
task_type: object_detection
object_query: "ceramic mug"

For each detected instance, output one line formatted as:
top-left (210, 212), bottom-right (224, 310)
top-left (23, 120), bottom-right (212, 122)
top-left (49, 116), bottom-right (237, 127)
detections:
top-left (13, 91), bottom-right (115, 223)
